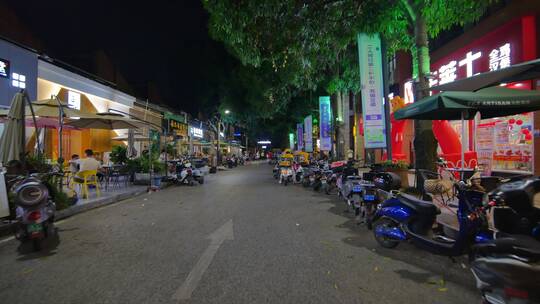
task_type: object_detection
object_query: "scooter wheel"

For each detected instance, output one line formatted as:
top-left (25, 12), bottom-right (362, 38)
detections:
top-left (199, 177), bottom-right (205, 184)
top-left (373, 218), bottom-right (400, 249)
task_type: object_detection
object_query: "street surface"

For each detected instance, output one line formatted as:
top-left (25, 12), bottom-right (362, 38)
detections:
top-left (0, 163), bottom-right (478, 304)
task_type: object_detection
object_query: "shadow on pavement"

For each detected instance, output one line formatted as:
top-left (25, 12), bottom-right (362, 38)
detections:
top-left (299, 186), bottom-right (477, 292)
top-left (16, 230), bottom-right (61, 261)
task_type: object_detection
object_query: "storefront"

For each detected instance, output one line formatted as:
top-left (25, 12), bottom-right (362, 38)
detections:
top-left (188, 122), bottom-right (206, 156)
top-left (430, 15), bottom-right (537, 175)
top-left (37, 59), bottom-right (136, 161)
top-left (396, 13), bottom-right (539, 175)
top-left (165, 112), bottom-right (188, 156)
top-left (129, 100), bottom-right (164, 156)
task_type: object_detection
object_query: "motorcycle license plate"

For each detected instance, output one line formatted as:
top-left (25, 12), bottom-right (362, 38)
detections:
top-left (363, 194), bottom-right (376, 201)
top-left (352, 185), bottom-right (362, 192)
top-left (27, 223), bottom-right (43, 233)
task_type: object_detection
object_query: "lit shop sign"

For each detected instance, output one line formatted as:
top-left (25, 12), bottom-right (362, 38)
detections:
top-left (257, 140), bottom-right (271, 144)
top-left (170, 120), bottom-right (188, 137)
top-left (190, 126), bottom-right (203, 138)
top-left (405, 18), bottom-right (526, 101)
top-left (430, 43), bottom-right (512, 87)
top-left (0, 58), bottom-right (9, 78)
top-left (67, 91), bottom-right (81, 110)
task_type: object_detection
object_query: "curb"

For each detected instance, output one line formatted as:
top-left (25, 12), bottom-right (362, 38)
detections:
top-left (54, 189), bottom-right (148, 221)
top-left (0, 188), bottom-right (148, 238)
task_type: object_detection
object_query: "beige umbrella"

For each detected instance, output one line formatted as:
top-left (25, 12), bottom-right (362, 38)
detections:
top-left (65, 113), bottom-right (143, 130)
top-left (0, 92), bottom-right (26, 163)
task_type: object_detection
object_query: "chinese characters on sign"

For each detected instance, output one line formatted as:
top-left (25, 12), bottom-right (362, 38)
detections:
top-left (170, 120), bottom-right (188, 137)
top-left (357, 33), bottom-right (386, 149)
top-left (319, 96), bottom-right (332, 151)
top-left (297, 123), bottom-right (304, 151)
top-left (304, 115), bottom-right (313, 152)
top-left (428, 43), bottom-right (513, 89)
top-left (489, 43), bottom-right (511, 71)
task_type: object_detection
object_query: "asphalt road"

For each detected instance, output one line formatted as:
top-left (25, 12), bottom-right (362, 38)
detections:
top-left (0, 162), bottom-right (479, 304)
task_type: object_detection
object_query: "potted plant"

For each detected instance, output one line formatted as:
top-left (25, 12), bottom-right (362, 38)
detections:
top-left (110, 145), bottom-right (128, 165)
top-left (130, 155), bottom-right (166, 185)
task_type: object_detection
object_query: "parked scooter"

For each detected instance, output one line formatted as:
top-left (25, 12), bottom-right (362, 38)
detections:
top-left (470, 235), bottom-right (540, 303)
top-left (372, 181), bottom-right (492, 256)
top-left (12, 174), bottom-right (57, 251)
top-left (279, 165), bottom-right (294, 186)
top-left (173, 159), bottom-right (195, 186)
top-left (486, 176), bottom-right (540, 240)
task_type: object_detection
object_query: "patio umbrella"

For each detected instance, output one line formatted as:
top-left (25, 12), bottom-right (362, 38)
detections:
top-left (65, 112), bottom-right (143, 130)
top-left (432, 58), bottom-right (540, 92)
top-left (0, 92), bottom-right (26, 163)
top-left (394, 86), bottom-right (540, 172)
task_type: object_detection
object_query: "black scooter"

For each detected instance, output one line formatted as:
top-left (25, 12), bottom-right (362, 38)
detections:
top-left (471, 235), bottom-right (540, 303)
top-left (486, 176), bottom-right (540, 240)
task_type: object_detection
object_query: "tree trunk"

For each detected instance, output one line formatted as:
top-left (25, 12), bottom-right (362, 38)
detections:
top-left (413, 12), bottom-right (438, 187)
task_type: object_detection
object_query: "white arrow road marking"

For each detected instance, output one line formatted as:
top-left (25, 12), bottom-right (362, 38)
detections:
top-left (172, 219), bottom-right (234, 301)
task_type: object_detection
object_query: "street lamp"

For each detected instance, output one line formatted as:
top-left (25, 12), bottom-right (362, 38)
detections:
top-left (224, 109), bottom-right (231, 114)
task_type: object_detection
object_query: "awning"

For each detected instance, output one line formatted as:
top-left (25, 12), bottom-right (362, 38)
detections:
top-left (394, 86), bottom-right (540, 120)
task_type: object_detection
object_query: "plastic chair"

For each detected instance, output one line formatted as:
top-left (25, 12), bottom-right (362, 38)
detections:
top-left (72, 170), bottom-right (100, 199)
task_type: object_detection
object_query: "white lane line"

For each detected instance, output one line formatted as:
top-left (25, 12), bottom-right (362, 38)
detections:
top-left (0, 236), bottom-right (14, 244)
top-left (172, 219), bottom-right (234, 301)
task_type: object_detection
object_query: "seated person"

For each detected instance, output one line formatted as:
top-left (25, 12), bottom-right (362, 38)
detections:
top-left (74, 149), bottom-right (103, 182)
top-left (68, 154), bottom-right (80, 173)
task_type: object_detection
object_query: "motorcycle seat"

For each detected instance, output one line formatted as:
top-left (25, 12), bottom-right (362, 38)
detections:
top-left (475, 234), bottom-right (540, 261)
top-left (398, 193), bottom-right (441, 215)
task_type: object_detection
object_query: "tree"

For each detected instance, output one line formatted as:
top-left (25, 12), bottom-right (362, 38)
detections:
top-left (203, 0), bottom-right (495, 164)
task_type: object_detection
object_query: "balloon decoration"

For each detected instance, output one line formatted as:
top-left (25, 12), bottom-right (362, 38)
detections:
top-left (389, 96), bottom-right (407, 160)
top-left (432, 120), bottom-right (462, 155)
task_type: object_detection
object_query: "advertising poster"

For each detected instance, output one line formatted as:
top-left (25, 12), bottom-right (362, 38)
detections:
top-left (304, 115), bottom-right (313, 152)
top-left (357, 33), bottom-right (387, 149)
top-left (297, 123), bottom-right (304, 151)
top-left (319, 96), bottom-right (332, 151)
top-left (476, 123), bottom-right (495, 176)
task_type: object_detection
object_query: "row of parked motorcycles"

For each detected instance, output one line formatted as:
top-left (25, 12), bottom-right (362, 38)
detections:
top-left (272, 159), bottom-right (540, 303)
top-left (166, 157), bottom-right (206, 186)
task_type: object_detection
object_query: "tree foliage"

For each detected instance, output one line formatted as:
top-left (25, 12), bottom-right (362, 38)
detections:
top-left (203, 0), bottom-right (496, 147)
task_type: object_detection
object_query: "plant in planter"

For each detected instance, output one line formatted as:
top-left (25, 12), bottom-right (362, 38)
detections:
top-left (130, 154), bottom-right (166, 185)
top-left (380, 160), bottom-right (412, 188)
top-left (110, 145), bottom-right (128, 165)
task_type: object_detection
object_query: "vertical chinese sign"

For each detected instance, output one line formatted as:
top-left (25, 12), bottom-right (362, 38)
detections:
top-left (357, 33), bottom-right (387, 149)
top-left (297, 123), bottom-right (304, 151)
top-left (319, 96), bottom-right (332, 151)
top-left (304, 115), bottom-right (313, 152)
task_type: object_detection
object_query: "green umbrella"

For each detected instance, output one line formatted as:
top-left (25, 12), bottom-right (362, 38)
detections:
top-left (394, 86), bottom-right (540, 174)
top-left (394, 86), bottom-right (540, 120)
top-left (0, 92), bottom-right (26, 164)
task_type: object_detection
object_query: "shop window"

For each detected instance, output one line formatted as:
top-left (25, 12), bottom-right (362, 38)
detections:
top-left (11, 73), bottom-right (26, 89)
top-left (449, 113), bottom-right (534, 174)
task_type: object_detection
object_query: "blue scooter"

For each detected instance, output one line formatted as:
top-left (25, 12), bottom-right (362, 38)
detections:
top-left (372, 182), bottom-right (492, 256)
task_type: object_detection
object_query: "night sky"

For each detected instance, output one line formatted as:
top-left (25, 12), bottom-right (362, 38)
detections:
top-left (5, 0), bottom-right (236, 115)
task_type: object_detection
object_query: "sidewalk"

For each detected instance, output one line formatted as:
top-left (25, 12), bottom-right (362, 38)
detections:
top-left (0, 185), bottom-right (148, 238)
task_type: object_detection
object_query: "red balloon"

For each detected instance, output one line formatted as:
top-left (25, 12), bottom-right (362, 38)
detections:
top-left (525, 134), bottom-right (533, 141)
top-left (521, 129), bottom-right (530, 134)
top-left (516, 119), bottom-right (523, 125)
top-left (509, 118), bottom-right (516, 124)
